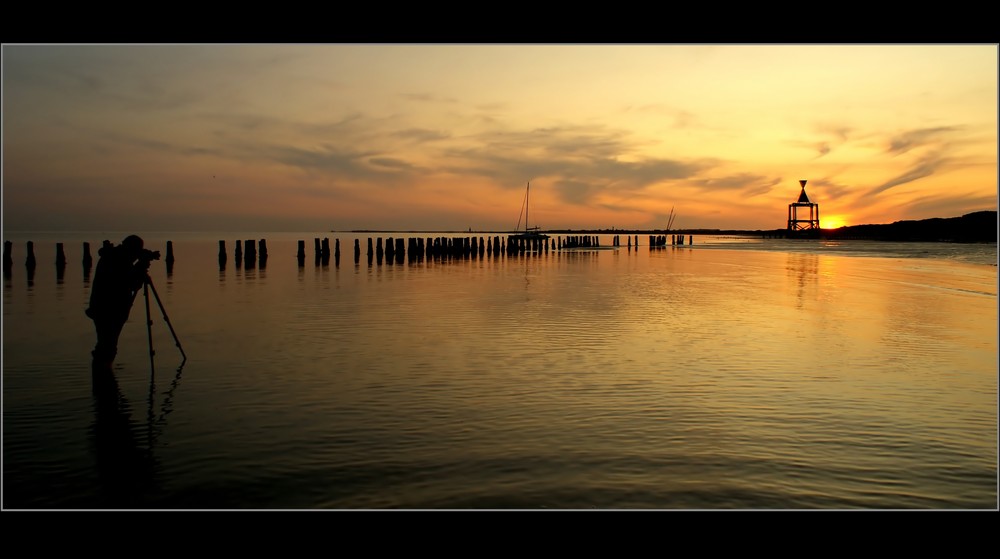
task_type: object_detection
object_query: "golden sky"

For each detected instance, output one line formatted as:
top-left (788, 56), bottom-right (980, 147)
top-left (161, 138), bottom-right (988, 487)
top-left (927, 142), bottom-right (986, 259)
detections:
top-left (2, 44), bottom-right (997, 232)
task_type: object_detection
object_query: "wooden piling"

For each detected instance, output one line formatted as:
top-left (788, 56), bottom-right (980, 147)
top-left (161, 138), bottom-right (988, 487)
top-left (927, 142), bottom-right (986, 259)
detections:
top-left (81, 242), bottom-right (92, 268)
top-left (408, 238), bottom-right (418, 262)
top-left (162, 240), bottom-right (173, 264)
top-left (56, 243), bottom-right (67, 270)
top-left (297, 240), bottom-right (306, 266)
top-left (334, 239), bottom-right (340, 265)
top-left (395, 237), bottom-right (405, 263)
top-left (354, 239), bottom-right (361, 263)
top-left (25, 241), bottom-right (36, 271)
top-left (219, 240), bottom-right (228, 270)
top-left (56, 243), bottom-right (66, 283)
top-left (3, 240), bottom-right (12, 276)
top-left (245, 239), bottom-right (257, 268)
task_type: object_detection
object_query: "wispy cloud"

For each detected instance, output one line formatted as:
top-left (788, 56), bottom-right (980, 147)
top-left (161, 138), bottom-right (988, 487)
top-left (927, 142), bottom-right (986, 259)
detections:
top-left (687, 173), bottom-right (780, 197)
top-left (868, 150), bottom-right (948, 196)
top-left (886, 126), bottom-right (961, 155)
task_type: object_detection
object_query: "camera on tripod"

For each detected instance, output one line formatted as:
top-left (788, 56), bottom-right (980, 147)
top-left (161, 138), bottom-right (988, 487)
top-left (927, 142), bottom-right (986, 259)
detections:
top-left (139, 248), bottom-right (161, 264)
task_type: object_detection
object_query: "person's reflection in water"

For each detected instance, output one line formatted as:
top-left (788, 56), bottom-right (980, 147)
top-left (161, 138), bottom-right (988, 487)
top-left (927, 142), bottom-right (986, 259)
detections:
top-left (90, 363), bottom-right (157, 508)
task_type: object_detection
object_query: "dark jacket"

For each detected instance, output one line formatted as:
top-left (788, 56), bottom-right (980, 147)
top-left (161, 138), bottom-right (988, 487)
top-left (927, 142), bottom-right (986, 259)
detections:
top-left (86, 244), bottom-right (147, 322)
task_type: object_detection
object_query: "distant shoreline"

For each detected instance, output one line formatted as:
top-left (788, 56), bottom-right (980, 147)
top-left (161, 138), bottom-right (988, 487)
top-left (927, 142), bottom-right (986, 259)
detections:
top-left (341, 211), bottom-right (998, 244)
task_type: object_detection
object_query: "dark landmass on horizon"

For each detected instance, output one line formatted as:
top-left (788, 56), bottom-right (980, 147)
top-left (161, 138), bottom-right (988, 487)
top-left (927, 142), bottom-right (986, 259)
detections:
top-left (342, 211), bottom-right (998, 243)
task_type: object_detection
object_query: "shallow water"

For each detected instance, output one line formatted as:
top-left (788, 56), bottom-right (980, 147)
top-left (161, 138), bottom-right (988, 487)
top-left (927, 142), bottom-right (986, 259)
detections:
top-left (2, 232), bottom-right (997, 509)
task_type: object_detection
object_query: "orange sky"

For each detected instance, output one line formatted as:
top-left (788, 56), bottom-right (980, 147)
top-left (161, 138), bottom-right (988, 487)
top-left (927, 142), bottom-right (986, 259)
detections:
top-left (2, 44), bottom-right (997, 233)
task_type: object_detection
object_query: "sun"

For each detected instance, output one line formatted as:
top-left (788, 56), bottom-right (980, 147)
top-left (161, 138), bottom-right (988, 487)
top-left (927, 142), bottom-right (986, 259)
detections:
top-left (822, 215), bottom-right (849, 229)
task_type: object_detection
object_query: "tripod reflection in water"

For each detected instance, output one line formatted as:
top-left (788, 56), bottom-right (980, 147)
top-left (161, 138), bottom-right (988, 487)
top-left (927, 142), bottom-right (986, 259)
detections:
top-left (90, 364), bottom-right (156, 507)
top-left (89, 360), bottom-right (186, 508)
top-left (89, 272), bottom-right (186, 507)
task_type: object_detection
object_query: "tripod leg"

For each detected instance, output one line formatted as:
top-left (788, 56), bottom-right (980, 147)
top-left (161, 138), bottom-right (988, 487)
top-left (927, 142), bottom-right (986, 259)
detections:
top-left (145, 276), bottom-right (187, 363)
top-left (144, 280), bottom-right (156, 376)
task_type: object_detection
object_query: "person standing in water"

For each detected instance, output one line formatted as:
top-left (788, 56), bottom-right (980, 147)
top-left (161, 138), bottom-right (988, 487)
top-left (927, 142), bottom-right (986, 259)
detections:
top-left (85, 235), bottom-right (154, 370)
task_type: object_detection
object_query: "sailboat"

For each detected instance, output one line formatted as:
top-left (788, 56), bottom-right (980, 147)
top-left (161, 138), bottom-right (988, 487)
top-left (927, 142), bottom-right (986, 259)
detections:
top-left (513, 182), bottom-right (550, 240)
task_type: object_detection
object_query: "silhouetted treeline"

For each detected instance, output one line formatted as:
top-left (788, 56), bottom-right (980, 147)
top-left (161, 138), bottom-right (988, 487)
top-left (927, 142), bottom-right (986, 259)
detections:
top-left (821, 211), bottom-right (997, 242)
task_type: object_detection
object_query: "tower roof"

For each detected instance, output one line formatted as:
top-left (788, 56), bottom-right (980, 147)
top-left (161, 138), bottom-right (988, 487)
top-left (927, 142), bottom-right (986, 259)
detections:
top-left (797, 186), bottom-right (811, 204)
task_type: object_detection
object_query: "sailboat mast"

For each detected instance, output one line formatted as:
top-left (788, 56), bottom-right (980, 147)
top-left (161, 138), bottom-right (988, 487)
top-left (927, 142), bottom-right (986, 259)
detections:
top-left (526, 182), bottom-right (529, 232)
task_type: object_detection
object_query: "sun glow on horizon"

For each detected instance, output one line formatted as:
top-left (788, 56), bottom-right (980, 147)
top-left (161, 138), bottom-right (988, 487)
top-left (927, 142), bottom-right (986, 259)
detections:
top-left (822, 215), bottom-right (849, 229)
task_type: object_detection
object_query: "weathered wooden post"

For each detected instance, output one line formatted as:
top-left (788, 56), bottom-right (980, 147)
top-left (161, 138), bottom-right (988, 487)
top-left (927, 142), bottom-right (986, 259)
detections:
top-left (297, 240), bottom-right (306, 267)
top-left (219, 240), bottom-right (228, 270)
top-left (164, 240), bottom-right (174, 275)
top-left (385, 237), bottom-right (394, 262)
top-left (321, 238), bottom-right (331, 266)
top-left (25, 241), bottom-right (36, 272)
top-left (245, 239), bottom-right (257, 268)
top-left (354, 239), bottom-right (361, 264)
top-left (55, 242), bottom-right (67, 268)
top-left (395, 237), bottom-right (405, 263)
top-left (82, 241), bottom-right (93, 271)
top-left (334, 239), bottom-right (341, 266)
top-left (376, 237), bottom-right (384, 264)
top-left (3, 240), bottom-right (12, 278)
top-left (256, 239), bottom-right (266, 269)
top-left (55, 243), bottom-right (66, 282)
top-left (407, 238), bottom-right (417, 263)
top-left (235, 239), bottom-right (243, 268)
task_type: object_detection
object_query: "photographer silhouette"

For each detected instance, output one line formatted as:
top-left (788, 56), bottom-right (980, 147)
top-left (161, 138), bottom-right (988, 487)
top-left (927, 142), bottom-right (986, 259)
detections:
top-left (86, 235), bottom-right (158, 370)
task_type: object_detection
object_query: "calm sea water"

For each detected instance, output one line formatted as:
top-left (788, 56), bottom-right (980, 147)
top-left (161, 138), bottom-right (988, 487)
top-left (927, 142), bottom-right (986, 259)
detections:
top-left (2, 231), bottom-right (997, 510)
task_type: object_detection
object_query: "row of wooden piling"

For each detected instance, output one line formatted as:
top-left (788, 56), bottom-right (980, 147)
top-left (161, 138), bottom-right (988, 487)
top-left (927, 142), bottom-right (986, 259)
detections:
top-left (218, 239), bottom-right (269, 269)
top-left (4, 240), bottom-right (177, 272)
top-left (650, 234), bottom-right (694, 247)
top-left (3, 233), bottom-right (699, 279)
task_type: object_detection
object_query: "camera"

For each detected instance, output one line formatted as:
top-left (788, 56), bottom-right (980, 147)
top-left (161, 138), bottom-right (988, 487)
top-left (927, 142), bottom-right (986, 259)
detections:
top-left (139, 248), bottom-right (161, 263)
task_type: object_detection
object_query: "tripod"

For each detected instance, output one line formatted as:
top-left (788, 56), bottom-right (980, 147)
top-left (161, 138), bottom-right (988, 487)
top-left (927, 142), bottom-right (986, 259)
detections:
top-left (140, 273), bottom-right (187, 374)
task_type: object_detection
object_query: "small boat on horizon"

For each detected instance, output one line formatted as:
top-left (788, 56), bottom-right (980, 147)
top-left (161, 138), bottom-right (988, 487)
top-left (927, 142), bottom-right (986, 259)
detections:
top-left (512, 181), bottom-right (550, 240)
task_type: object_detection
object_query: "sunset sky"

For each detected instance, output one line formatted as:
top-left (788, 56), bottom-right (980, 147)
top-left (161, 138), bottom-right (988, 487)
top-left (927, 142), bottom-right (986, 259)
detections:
top-left (2, 44), bottom-right (997, 233)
